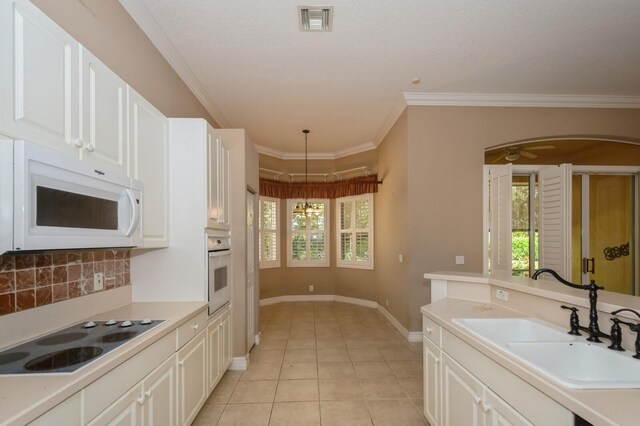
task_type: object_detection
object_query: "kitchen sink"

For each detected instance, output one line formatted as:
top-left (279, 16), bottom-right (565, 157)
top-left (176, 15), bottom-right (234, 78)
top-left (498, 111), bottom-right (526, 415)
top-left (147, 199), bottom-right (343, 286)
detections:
top-left (506, 341), bottom-right (640, 389)
top-left (452, 317), bottom-right (640, 389)
top-left (452, 318), bottom-right (575, 346)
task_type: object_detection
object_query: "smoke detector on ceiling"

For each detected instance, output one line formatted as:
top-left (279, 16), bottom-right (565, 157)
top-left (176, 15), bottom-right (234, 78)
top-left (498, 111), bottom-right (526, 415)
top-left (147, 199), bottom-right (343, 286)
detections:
top-left (298, 6), bottom-right (333, 32)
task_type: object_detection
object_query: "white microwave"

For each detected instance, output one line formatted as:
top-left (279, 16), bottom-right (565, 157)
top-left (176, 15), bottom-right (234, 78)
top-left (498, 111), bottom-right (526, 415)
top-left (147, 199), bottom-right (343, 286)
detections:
top-left (0, 140), bottom-right (143, 254)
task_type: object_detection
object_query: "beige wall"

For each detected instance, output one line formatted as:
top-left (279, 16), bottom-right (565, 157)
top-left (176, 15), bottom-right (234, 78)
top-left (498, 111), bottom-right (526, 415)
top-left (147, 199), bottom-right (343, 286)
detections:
top-left (375, 111), bottom-right (409, 327)
top-left (406, 106), bottom-right (640, 331)
top-left (258, 149), bottom-right (380, 303)
top-left (32, 0), bottom-right (216, 125)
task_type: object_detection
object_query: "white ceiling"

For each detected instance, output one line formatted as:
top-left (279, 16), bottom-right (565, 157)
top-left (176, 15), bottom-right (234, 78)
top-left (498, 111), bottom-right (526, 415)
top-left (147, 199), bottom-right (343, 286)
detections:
top-left (122, 0), bottom-right (640, 157)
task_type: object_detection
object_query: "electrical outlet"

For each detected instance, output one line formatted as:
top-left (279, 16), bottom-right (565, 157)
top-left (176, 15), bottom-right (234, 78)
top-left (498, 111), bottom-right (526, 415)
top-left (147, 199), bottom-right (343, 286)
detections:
top-left (385, 299), bottom-right (389, 307)
top-left (455, 255), bottom-right (465, 265)
top-left (496, 289), bottom-right (509, 301)
top-left (309, 285), bottom-right (314, 292)
top-left (94, 273), bottom-right (104, 291)
top-left (398, 254), bottom-right (404, 263)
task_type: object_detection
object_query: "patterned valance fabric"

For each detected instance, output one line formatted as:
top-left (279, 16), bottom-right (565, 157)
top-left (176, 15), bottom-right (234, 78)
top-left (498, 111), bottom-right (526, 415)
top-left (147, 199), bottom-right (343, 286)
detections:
top-left (259, 175), bottom-right (379, 199)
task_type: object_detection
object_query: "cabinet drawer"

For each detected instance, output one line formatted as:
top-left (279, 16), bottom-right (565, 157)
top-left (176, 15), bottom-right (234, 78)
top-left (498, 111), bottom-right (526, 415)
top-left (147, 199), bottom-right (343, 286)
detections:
top-left (82, 330), bottom-right (176, 423)
top-left (177, 309), bottom-right (207, 350)
top-left (423, 316), bottom-right (441, 345)
top-left (29, 392), bottom-right (81, 426)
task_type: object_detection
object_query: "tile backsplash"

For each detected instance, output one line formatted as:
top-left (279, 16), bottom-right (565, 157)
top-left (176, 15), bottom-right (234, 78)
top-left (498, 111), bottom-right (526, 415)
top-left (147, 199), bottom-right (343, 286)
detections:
top-left (0, 250), bottom-right (130, 316)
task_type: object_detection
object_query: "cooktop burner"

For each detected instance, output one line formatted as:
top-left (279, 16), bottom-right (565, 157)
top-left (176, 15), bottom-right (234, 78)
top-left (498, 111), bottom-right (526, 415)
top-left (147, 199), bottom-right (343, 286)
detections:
top-left (0, 319), bottom-right (163, 375)
top-left (25, 347), bottom-right (103, 371)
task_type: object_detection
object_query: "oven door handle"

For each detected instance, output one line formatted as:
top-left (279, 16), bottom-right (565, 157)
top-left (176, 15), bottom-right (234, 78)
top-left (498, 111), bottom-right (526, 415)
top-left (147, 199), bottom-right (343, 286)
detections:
top-left (124, 189), bottom-right (140, 237)
top-left (209, 250), bottom-right (231, 258)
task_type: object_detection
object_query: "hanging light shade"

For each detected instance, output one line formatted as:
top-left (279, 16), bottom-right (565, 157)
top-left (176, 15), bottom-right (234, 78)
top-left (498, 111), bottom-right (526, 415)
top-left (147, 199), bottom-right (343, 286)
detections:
top-left (294, 129), bottom-right (322, 217)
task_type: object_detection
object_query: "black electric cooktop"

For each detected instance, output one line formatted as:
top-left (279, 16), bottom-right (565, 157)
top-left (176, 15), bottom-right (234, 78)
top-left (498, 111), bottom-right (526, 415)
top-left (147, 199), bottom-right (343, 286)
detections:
top-left (0, 319), bottom-right (163, 375)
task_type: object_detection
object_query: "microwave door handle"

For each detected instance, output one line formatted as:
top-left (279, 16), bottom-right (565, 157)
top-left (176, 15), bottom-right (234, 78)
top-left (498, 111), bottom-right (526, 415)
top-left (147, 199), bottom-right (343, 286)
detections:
top-left (124, 189), bottom-right (140, 237)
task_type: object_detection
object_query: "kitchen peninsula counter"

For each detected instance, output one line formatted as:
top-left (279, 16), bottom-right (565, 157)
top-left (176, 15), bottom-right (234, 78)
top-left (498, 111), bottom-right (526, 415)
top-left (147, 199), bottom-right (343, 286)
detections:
top-left (0, 287), bottom-right (207, 426)
top-left (423, 272), bottom-right (640, 426)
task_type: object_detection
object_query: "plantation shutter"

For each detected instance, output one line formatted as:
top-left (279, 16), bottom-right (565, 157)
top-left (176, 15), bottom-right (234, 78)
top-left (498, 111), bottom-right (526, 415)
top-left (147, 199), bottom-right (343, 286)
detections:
top-left (337, 194), bottom-right (373, 269)
top-left (539, 164), bottom-right (572, 280)
top-left (259, 197), bottom-right (279, 268)
top-left (488, 164), bottom-right (512, 274)
top-left (287, 199), bottom-right (330, 267)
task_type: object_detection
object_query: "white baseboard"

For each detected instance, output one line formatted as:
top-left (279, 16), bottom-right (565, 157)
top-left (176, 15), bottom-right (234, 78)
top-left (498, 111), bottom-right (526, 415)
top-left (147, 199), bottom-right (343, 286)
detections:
top-left (377, 305), bottom-right (410, 340)
top-left (228, 355), bottom-right (249, 371)
top-left (259, 294), bottom-right (420, 342)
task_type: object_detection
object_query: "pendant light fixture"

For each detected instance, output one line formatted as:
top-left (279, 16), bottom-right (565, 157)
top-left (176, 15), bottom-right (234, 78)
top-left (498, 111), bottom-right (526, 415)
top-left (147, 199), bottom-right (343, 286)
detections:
top-left (294, 129), bottom-right (321, 217)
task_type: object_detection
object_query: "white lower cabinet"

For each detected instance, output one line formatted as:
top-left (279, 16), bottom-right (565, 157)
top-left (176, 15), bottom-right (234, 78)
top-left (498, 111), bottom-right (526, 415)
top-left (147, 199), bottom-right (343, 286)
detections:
top-left (142, 356), bottom-right (177, 426)
top-left (423, 317), bottom-right (572, 426)
top-left (485, 388), bottom-right (533, 426)
top-left (87, 384), bottom-right (144, 426)
top-left (442, 353), bottom-right (484, 426)
top-left (423, 338), bottom-right (441, 426)
top-left (207, 306), bottom-right (232, 394)
top-left (177, 330), bottom-right (207, 426)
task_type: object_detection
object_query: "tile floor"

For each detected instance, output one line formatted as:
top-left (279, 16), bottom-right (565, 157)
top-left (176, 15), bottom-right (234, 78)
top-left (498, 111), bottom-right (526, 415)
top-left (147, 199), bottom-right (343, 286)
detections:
top-left (193, 301), bottom-right (427, 426)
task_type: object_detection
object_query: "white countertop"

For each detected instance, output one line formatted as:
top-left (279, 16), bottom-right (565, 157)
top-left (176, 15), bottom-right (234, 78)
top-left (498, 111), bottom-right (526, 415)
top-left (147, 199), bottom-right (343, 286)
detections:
top-left (422, 297), bottom-right (640, 426)
top-left (0, 301), bottom-right (207, 425)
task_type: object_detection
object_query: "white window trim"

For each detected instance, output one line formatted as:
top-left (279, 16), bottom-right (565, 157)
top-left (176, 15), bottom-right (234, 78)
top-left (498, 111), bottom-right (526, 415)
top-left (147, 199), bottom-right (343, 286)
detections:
top-left (259, 196), bottom-right (280, 269)
top-left (286, 198), bottom-right (330, 267)
top-left (336, 194), bottom-right (374, 270)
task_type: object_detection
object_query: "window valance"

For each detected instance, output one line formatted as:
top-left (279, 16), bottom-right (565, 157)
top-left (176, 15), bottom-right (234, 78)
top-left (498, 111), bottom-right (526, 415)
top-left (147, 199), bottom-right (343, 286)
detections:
top-left (259, 174), bottom-right (380, 199)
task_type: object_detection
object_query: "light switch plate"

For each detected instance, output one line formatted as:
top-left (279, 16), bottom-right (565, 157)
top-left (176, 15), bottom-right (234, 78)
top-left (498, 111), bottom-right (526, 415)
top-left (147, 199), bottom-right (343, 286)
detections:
top-left (455, 256), bottom-right (465, 265)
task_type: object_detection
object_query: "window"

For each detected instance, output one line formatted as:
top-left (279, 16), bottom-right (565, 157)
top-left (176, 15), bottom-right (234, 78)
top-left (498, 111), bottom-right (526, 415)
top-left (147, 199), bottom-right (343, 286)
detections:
top-left (259, 196), bottom-right (280, 268)
top-left (287, 199), bottom-right (330, 267)
top-left (337, 194), bottom-right (373, 269)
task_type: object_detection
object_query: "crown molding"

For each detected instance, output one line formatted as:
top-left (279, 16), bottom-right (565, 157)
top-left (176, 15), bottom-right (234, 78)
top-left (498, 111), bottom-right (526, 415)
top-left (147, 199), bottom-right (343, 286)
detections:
top-left (403, 92), bottom-right (640, 108)
top-left (255, 142), bottom-right (376, 160)
top-left (119, 0), bottom-right (231, 128)
top-left (373, 96), bottom-right (408, 146)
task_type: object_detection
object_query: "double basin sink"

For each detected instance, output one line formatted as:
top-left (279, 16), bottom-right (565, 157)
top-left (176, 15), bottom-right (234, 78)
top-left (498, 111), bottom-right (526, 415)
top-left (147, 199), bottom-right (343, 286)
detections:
top-left (452, 318), bottom-right (640, 389)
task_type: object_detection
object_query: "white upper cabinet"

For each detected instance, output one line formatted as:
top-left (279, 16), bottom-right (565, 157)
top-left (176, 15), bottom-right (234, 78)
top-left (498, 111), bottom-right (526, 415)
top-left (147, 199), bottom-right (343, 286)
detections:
top-left (80, 48), bottom-right (128, 175)
top-left (0, 0), bottom-right (79, 155)
top-left (129, 87), bottom-right (169, 248)
top-left (206, 126), bottom-right (221, 228)
top-left (206, 126), bottom-right (230, 231)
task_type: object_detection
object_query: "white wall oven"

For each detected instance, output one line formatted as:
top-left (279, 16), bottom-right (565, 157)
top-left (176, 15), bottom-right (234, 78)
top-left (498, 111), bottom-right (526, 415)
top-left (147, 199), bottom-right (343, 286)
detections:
top-left (208, 233), bottom-right (231, 315)
top-left (0, 140), bottom-right (142, 254)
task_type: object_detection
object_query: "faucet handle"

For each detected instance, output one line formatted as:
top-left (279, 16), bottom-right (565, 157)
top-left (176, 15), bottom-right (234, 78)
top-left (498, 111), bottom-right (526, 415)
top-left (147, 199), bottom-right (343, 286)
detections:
top-left (608, 318), bottom-right (625, 351)
top-left (561, 305), bottom-right (582, 336)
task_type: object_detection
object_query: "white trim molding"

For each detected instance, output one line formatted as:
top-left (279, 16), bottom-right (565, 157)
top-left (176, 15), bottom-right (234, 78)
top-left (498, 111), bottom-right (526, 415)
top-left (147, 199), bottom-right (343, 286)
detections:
top-left (119, 0), bottom-right (231, 128)
top-left (403, 92), bottom-right (640, 109)
top-left (373, 95), bottom-right (409, 147)
top-left (228, 355), bottom-right (249, 371)
top-left (259, 295), bottom-right (417, 341)
top-left (255, 142), bottom-right (377, 160)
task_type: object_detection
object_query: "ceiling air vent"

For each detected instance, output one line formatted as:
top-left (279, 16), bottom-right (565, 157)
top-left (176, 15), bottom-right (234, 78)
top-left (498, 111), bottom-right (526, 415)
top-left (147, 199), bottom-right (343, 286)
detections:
top-left (298, 6), bottom-right (333, 32)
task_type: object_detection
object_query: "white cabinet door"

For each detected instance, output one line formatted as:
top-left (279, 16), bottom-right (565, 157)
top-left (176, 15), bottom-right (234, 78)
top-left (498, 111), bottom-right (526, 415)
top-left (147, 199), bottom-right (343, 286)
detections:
top-left (87, 384), bottom-right (143, 426)
top-left (206, 126), bottom-right (221, 228)
top-left (442, 353), bottom-right (484, 426)
top-left (485, 389), bottom-right (533, 426)
top-left (221, 309), bottom-right (232, 370)
top-left (177, 331), bottom-right (207, 426)
top-left (80, 48), bottom-right (128, 175)
top-left (0, 0), bottom-right (79, 155)
top-left (423, 338), bottom-right (441, 426)
top-left (219, 137), bottom-right (231, 230)
top-left (207, 317), bottom-right (222, 394)
top-left (142, 355), bottom-right (177, 426)
top-left (128, 87), bottom-right (169, 248)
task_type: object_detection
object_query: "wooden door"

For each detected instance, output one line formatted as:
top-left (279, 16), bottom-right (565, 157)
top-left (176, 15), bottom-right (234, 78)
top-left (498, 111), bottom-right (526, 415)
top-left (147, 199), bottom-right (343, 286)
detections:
top-left (423, 338), bottom-right (441, 426)
top-left (143, 356), bottom-right (176, 426)
top-left (441, 353), bottom-right (484, 426)
top-left (177, 332), bottom-right (207, 426)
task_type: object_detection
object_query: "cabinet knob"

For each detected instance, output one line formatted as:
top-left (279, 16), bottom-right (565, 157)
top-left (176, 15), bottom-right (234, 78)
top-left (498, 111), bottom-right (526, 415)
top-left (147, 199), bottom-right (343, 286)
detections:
top-left (481, 403), bottom-right (491, 413)
top-left (145, 390), bottom-right (152, 398)
top-left (137, 395), bottom-right (145, 405)
top-left (434, 358), bottom-right (440, 364)
top-left (426, 327), bottom-right (432, 334)
top-left (73, 138), bottom-right (84, 148)
top-left (85, 143), bottom-right (95, 152)
top-left (178, 360), bottom-right (185, 367)
top-left (219, 324), bottom-right (223, 329)
top-left (193, 324), bottom-right (199, 331)
top-left (473, 395), bottom-right (481, 405)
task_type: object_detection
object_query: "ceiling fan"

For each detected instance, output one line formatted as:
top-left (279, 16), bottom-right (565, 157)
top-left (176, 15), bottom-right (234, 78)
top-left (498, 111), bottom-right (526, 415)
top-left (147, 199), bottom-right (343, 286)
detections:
top-left (492, 145), bottom-right (555, 163)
